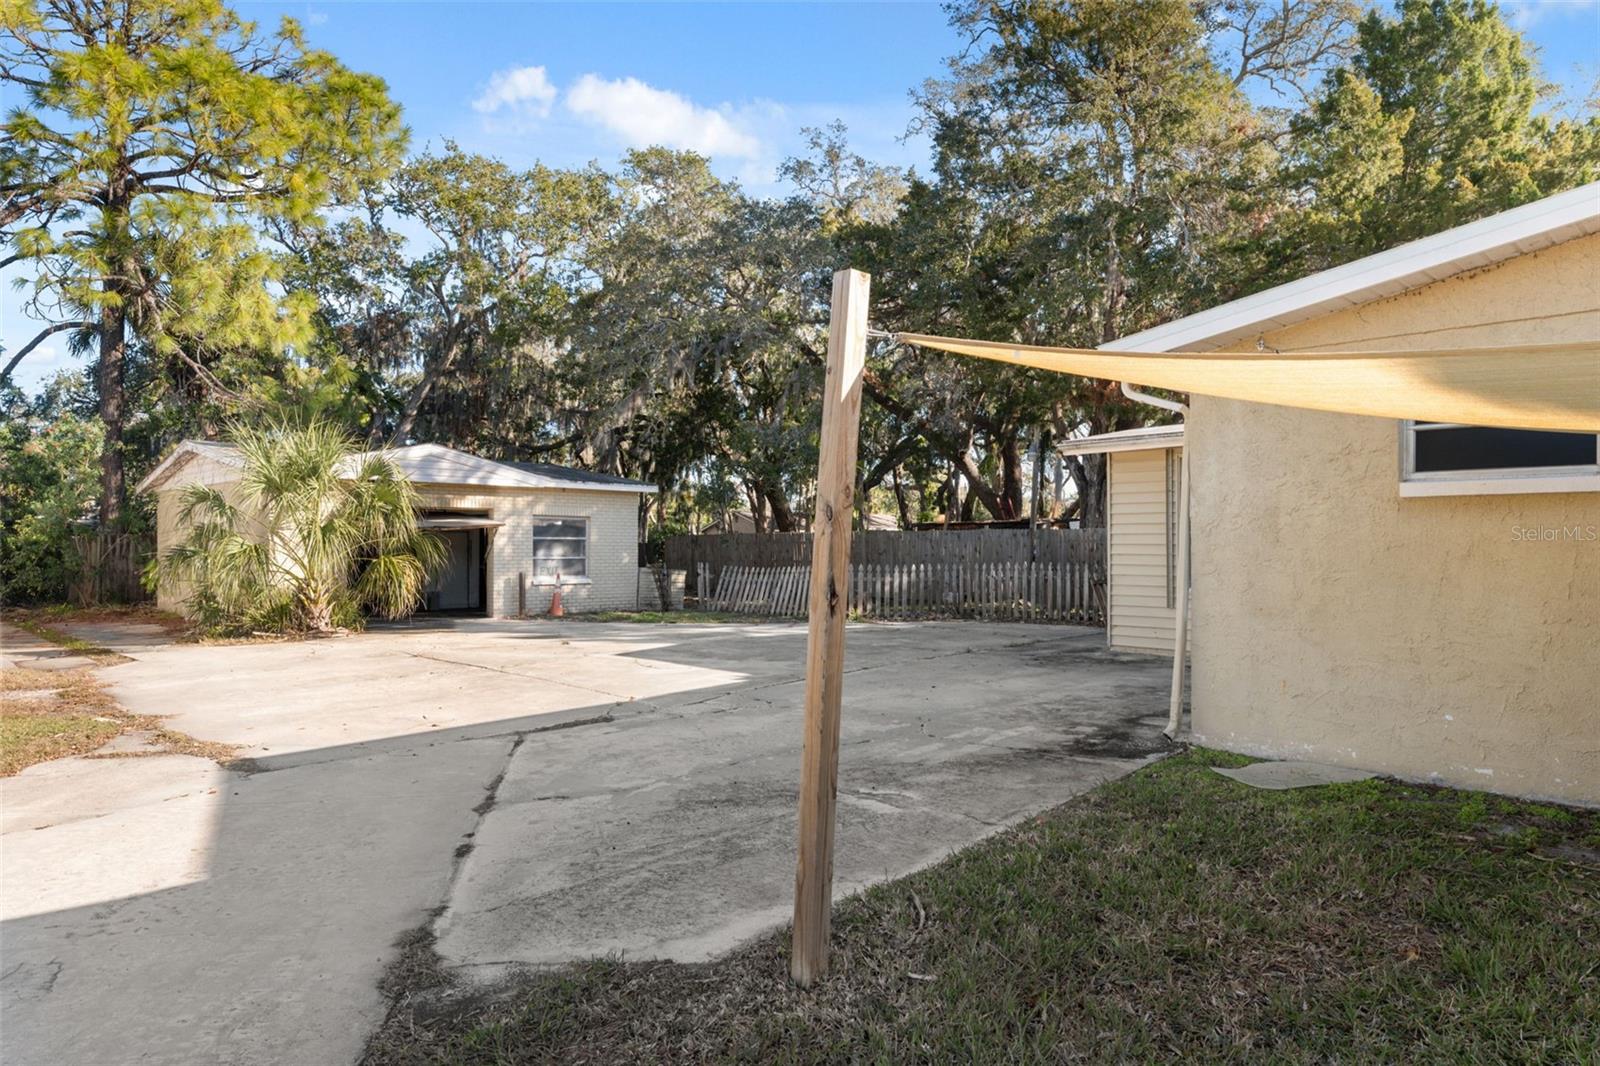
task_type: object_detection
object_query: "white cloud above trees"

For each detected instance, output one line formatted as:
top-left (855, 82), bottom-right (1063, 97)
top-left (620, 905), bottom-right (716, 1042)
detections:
top-left (563, 74), bottom-right (763, 159)
top-left (472, 65), bottom-right (558, 116)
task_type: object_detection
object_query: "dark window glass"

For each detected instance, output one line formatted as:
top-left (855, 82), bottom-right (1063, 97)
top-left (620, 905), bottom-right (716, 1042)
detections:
top-left (532, 518), bottom-right (587, 578)
top-left (533, 520), bottom-right (586, 540)
top-left (1413, 427), bottom-right (1596, 473)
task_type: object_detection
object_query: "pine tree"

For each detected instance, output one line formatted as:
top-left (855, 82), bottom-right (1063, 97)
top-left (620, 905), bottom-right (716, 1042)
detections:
top-left (2, 0), bottom-right (405, 522)
top-left (1287, 0), bottom-right (1600, 266)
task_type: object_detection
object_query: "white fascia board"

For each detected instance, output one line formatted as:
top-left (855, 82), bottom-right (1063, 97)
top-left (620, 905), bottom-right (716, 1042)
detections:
top-left (134, 441), bottom-right (243, 494)
top-left (407, 475), bottom-right (658, 494)
top-left (1055, 427), bottom-right (1185, 457)
top-left (379, 444), bottom-right (657, 493)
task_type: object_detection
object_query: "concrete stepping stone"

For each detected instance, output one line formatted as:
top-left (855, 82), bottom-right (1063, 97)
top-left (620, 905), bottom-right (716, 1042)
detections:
top-left (0, 622), bottom-right (99, 672)
top-left (91, 731), bottom-right (165, 756)
top-left (1212, 760), bottom-right (1376, 790)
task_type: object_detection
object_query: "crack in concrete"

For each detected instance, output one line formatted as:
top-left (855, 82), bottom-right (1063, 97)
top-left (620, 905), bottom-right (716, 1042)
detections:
top-left (0, 959), bottom-right (63, 997)
top-left (471, 734), bottom-right (525, 818)
top-left (615, 636), bottom-right (1072, 722)
top-left (408, 651), bottom-right (639, 702)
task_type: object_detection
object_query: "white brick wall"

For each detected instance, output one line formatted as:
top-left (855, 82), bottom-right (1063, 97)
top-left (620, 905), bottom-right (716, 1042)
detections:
top-left (156, 480), bottom-right (647, 618)
top-left (154, 462), bottom-right (247, 614)
top-left (636, 568), bottom-right (686, 610)
top-left (413, 487), bottom-right (644, 616)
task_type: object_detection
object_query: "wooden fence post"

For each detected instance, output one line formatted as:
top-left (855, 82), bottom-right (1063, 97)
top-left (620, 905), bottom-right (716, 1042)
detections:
top-left (792, 268), bottom-right (870, 986)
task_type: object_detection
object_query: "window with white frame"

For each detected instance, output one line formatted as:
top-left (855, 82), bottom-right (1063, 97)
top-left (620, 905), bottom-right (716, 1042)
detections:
top-left (531, 517), bottom-right (587, 579)
top-left (1401, 422), bottom-right (1599, 495)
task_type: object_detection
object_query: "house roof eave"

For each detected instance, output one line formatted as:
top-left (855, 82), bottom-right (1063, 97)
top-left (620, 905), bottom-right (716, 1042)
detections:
top-left (1106, 182), bottom-right (1600, 354)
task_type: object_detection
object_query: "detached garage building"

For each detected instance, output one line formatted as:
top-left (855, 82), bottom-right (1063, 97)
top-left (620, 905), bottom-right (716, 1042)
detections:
top-left (137, 442), bottom-right (656, 618)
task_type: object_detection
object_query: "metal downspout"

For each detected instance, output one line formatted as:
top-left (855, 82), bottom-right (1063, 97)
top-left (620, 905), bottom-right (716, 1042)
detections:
top-left (1120, 383), bottom-right (1190, 740)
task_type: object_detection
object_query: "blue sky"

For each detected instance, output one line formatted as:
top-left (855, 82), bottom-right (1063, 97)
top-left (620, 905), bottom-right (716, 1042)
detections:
top-left (5, 0), bottom-right (1598, 392)
top-left (250, 0), bottom-right (960, 189)
top-left (246, 0), bottom-right (1600, 186)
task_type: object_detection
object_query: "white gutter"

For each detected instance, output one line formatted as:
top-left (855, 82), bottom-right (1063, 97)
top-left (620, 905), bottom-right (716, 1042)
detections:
top-left (1120, 383), bottom-right (1189, 740)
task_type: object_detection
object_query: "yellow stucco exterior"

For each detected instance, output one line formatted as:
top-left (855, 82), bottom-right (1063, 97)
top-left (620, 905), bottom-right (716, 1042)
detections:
top-left (1187, 232), bottom-right (1600, 805)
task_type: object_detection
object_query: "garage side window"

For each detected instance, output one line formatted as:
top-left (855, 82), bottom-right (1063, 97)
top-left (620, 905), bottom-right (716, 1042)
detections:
top-left (531, 518), bottom-right (587, 579)
top-left (1401, 422), bottom-right (1599, 496)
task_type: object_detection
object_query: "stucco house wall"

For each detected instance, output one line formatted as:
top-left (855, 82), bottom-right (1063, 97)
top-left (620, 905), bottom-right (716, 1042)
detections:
top-left (1187, 231), bottom-right (1600, 805)
top-left (411, 486), bottom-right (641, 616)
top-left (1107, 447), bottom-right (1180, 654)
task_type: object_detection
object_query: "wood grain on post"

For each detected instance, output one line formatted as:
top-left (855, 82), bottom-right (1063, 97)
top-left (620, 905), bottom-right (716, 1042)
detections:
top-left (791, 268), bottom-right (870, 986)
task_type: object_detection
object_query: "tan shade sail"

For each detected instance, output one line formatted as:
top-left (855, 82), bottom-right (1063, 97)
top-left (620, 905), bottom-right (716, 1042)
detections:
top-left (898, 333), bottom-right (1600, 433)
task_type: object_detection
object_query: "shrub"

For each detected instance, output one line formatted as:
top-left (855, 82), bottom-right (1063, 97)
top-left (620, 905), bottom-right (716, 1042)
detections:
top-left (152, 420), bottom-right (446, 633)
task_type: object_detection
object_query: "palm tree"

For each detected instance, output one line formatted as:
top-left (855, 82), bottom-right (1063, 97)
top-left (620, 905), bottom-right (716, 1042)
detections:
top-left (153, 420), bottom-right (446, 633)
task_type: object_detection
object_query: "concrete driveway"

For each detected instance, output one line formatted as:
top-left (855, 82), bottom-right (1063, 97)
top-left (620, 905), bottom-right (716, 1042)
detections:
top-left (1, 619), bottom-right (1172, 1065)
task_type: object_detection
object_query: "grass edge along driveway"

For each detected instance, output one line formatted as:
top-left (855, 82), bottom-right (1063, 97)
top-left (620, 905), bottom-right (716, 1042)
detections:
top-left (366, 749), bottom-right (1599, 1065)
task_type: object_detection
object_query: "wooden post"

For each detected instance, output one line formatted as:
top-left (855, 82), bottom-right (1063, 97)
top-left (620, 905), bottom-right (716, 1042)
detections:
top-left (792, 268), bottom-right (870, 986)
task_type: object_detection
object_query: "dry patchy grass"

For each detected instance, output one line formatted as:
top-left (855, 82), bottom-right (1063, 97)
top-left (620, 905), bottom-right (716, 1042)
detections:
top-left (25, 603), bottom-right (189, 633)
top-left (0, 665), bottom-right (237, 776)
top-left (364, 750), bottom-right (1600, 1066)
top-left (1, 668), bottom-right (124, 774)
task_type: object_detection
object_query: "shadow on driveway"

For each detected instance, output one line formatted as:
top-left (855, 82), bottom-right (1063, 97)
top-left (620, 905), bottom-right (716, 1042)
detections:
top-left (0, 620), bottom-right (1174, 1065)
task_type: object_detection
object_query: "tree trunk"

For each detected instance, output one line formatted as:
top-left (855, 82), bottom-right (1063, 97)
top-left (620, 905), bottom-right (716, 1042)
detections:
top-left (392, 367), bottom-right (439, 445)
top-left (891, 469), bottom-right (912, 530)
top-left (392, 324), bottom-right (467, 444)
top-left (745, 481), bottom-right (768, 533)
top-left (765, 486), bottom-right (798, 533)
top-left (999, 435), bottom-right (1024, 520)
top-left (952, 451), bottom-right (1007, 521)
top-left (1029, 431), bottom-right (1046, 529)
top-left (959, 478), bottom-right (978, 522)
top-left (1065, 454), bottom-right (1109, 528)
top-left (650, 560), bottom-right (674, 612)
top-left (97, 279), bottom-right (128, 526)
top-left (298, 582), bottom-right (337, 632)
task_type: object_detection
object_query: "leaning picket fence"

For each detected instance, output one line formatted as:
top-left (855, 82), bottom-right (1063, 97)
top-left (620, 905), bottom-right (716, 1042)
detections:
top-left (70, 532), bottom-right (154, 606)
top-left (698, 558), bottom-right (1104, 624)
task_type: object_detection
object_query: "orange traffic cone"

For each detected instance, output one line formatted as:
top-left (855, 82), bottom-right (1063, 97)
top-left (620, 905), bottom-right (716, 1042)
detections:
top-left (548, 573), bottom-right (565, 617)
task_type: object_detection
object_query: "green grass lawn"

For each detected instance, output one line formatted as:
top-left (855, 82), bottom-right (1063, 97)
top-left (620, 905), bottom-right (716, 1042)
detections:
top-left (365, 750), bottom-right (1599, 1065)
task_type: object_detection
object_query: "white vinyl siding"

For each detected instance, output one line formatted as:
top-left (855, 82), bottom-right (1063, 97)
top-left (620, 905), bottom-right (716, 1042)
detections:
top-left (1107, 447), bottom-right (1180, 654)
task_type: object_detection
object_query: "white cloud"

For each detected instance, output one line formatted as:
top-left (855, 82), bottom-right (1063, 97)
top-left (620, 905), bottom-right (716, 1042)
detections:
top-left (564, 74), bottom-right (763, 160)
top-left (473, 65), bottom-right (558, 117)
top-left (1507, 0), bottom-right (1597, 28)
top-left (6, 341), bottom-right (81, 393)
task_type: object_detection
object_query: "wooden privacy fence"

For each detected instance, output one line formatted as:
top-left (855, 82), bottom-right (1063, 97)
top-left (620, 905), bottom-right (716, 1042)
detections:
top-left (700, 558), bottom-right (1104, 623)
top-left (676, 527), bottom-right (1106, 623)
top-left (71, 532), bottom-right (154, 606)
